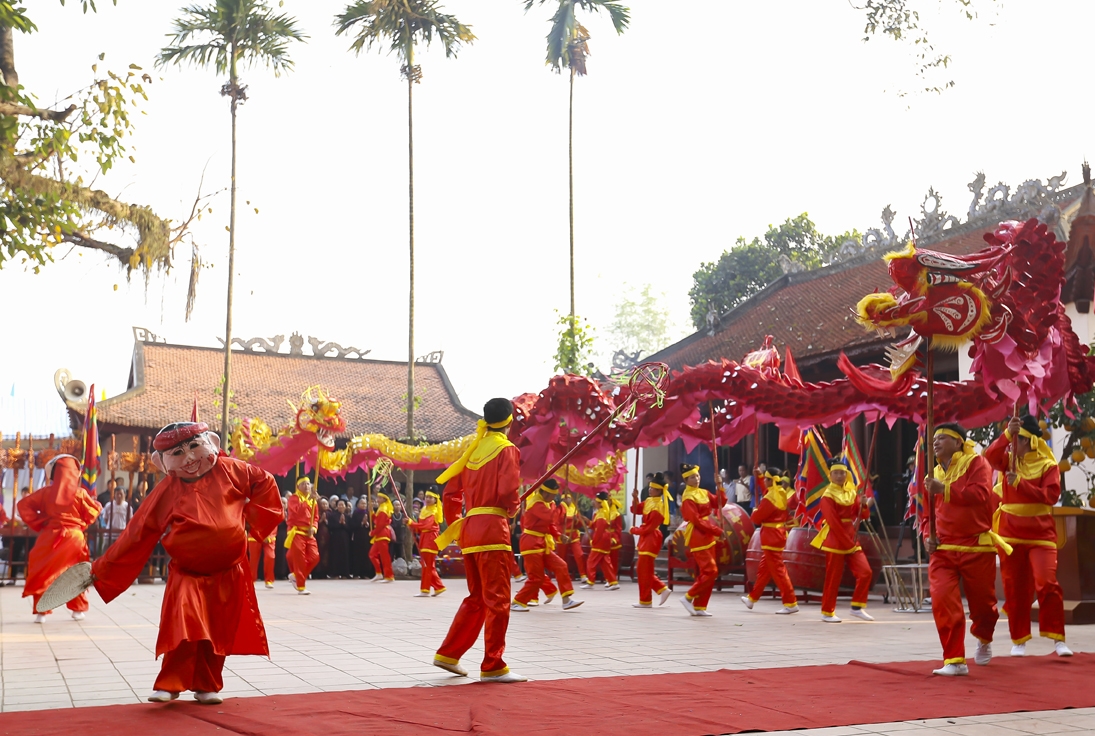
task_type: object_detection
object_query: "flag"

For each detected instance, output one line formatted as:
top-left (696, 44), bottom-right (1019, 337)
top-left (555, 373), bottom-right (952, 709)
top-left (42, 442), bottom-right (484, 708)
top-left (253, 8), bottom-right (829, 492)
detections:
top-left (191, 391), bottom-right (199, 423)
top-left (80, 386), bottom-right (100, 495)
top-left (904, 431), bottom-right (928, 534)
top-left (783, 346), bottom-right (803, 387)
top-left (794, 427), bottom-right (832, 527)
top-left (841, 424), bottom-right (869, 492)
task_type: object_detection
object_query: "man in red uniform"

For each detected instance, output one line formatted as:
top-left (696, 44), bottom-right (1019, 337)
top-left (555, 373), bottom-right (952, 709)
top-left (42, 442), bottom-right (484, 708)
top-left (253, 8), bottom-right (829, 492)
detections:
top-left (407, 490), bottom-right (446, 597)
top-left (742, 471), bottom-right (799, 614)
top-left (91, 422), bottom-right (282, 703)
top-left (679, 463), bottom-right (722, 616)
top-left (983, 416), bottom-right (1072, 658)
top-left (432, 398), bottom-right (526, 683)
top-left (19, 455), bottom-right (101, 622)
top-left (247, 524), bottom-right (277, 589)
top-left (557, 491), bottom-right (590, 585)
top-left (369, 492), bottom-right (395, 582)
top-left (581, 491), bottom-right (620, 590)
top-left (925, 423), bottom-right (1002, 676)
top-left (608, 496), bottom-right (624, 584)
top-left (811, 459), bottom-right (874, 622)
top-left (630, 472), bottom-right (671, 608)
top-left (512, 479), bottom-right (584, 612)
top-left (285, 477), bottom-right (320, 594)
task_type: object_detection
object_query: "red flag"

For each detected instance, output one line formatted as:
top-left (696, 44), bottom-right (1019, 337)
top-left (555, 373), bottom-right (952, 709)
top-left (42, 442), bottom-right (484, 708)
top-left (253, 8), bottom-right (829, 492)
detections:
top-left (191, 391), bottom-right (199, 423)
top-left (905, 432), bottom-right (928, 534)
top-left (80, 386), bottom-right (100, 494)
top-left (794, 428), bottom-right (832, 527)
top-left (783, 346), bottom-right (803, 387)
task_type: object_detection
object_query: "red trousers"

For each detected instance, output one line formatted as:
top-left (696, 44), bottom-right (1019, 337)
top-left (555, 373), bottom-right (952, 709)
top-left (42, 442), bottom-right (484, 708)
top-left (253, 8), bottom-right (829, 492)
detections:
top-left (636, 553), bottom-right (667, 605)
top-left (610, 547), bottom-right (621, 579)
top-left (565, 539), bottom-right (588, 582)
top-left (587, 549), bottom-right (617, 585)
top-left (419, 551), bottom-right (445, 593)
top-left (153, 640), bottom-right (226, 693)
top-left (686, 547), bottom-right (718, 610)
top-left (247, 539), bottom-right (275, 584)
top-left (821, 550), bottom-right (872, 615)
top-left (750, 548), bottom-right (797, 606)
top-left (929, 549), bottom-right (999, 664)
top-left (33, 590), bottom-right (88, 615)
top-left (1001, 544), bottom-right (1064, 643)
top-left (509, 553), bottom-right (521, 578)
top-left (515, 550), bottom-right (573, 605)
top-left (369, 541), bottom-right (393, 579)
top-left (286, 536), bottom-right (319, 591)
top-left (436, 550), bottom-right (512, 676)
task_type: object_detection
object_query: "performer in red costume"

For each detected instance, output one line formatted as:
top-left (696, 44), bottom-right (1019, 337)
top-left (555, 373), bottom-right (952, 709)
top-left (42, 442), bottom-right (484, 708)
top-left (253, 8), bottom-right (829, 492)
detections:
top-left (742, 471), bottom-right (799, 614)
top-left (512, 479), bottom-right (584, 612)
top-left (91, 422), bottom-right (282, 704)
top-left (581, 491), bottom-right (620, 590)
top-left (19, 455), bottom-right (101, 622)
top-left (983, 416), bottom-right (1072, 658)
top-left (246, 522), bottom-right (278, 589)
top-left (925, 423), bottom-right (1004, 676)
top-left (679, 463), bottom-right (723, 617)
top-left (369, 492), bottom-right (395, 582)
top-left (608, 496), bottom-right (624, 584)
top-left (630, 472), bottom-right (671, 608)
top-left (407, 490), bottom-right (446, 597)
top-left (811, 460), bottom-right (874, 623)
top-left (285, 477), bottom-right (320, 594)
top-left (432, 398), bottom-right (526, 683)
top-left (557, 491), bottom-right (590, 585)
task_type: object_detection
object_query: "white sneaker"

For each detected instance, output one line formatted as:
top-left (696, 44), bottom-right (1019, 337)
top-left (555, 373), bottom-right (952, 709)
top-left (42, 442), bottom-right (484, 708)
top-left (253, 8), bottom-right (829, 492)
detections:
top-left (71, 611), bottom-right (85, 621)
top-left (433, 658), bottom-right (467, 676)
top-left (513, 574), bottom-right (527, 583)
top-left (975, 641), bottom-right (992, 665)
top-left (578, 583), bottom-right (593, 590)
top-left (740, 596), bottom-right (754, 610)
top-left (1056, 641), bottom-right (1074, 657)
top-left (694, 609), bottom-right (713, 617)
top-left (562, 597), bottom-right (584, 611)
top-left (510, 602), bottom-right (529, 612)
top-left (543, 593), bottom-right (556, 605)
top-left (605, 583), bottom-right (620, 591)
top-left (527, 599), bottom-right (539, 607)
top-left (849, 608), bottom-right (874, 621)
top-left (33, 614), bottom-right (44, 624)
top-left (822, 614), bottom-right (842, 623)
top-left (370, 574), bottom-right (384, 582)
top-left (414, 591), bottom-right (430, 597)
top-left (659, 588), bottom-right (671, 606)
top-left (297, 588), bottom-right (310, 595)
top-left (194, 691), bottom-right (223, 705)
top-left (932, 663), bottom-right (969, 676)
top-left (680, 597), bottom-right (697, 615)
top-left (381, 578), bottom-right (394, 584)
top-left (1011, 643), bottom-right (1027, 656)
top-left (147, 690), bottom-right (179, 703)
top-left (264, 582), bottom-right (274, 589)
top-left (776, 605), bottom-right (799, 615)
top-left (633, 602), bottom-right (652, 609)
top-left (481, 671), bottom-right (528, 683)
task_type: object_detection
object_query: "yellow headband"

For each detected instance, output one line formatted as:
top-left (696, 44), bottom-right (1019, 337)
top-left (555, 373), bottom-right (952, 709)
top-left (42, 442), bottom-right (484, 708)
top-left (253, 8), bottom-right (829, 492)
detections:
top-left (648, 482), bottom-right (666, 492)
top-left (295, 478), bottom-right (311, 489)
top-left (829, 464), bottom-right (849, 474)
top-left (934, 428), bottom-right (964, 443)
top-left (1018, 428), bottom-right (1056, 465)
top-left (487, 415), bottom-right (513, 429)
top-left (425, 490), bottom-right (440, 501)
top-left (681, 467), bottom-right (699, 479)
top-left (538, 484), bottom-right (559, 495)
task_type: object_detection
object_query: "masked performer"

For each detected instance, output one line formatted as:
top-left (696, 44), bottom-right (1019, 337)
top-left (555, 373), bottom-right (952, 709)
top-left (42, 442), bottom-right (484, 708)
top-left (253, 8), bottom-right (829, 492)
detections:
top-left (512, 479), bottom-right (584, 612)
top-left (679, 463), bottom-right (722, 617)
top-left (581, 491), bottom-right (620, 590)
top-left (369, 491), bottom-right (395, 582)
top-left (983, 415), bottom-right (1071, 658)
top-left (811, 459), bottom-right (874, 623)
top-left (557, 491), bottom-right (591, 585)
top-left (407, 490), bottom-right (446, 597)
top-left (923, 423), bottom-right (1004, 676)
top-left (19, 455), bottom-right (101, 622)
top-left (432, 398), bottom-right (527, 683)
top-left (630, 473), bottom-right (671, 608)
top-left (742, 471), bottom-right (799, 614)
top-left (285, 477), bottom-right (320, 594)
top-left (90, 422), bottom-right (282, 704)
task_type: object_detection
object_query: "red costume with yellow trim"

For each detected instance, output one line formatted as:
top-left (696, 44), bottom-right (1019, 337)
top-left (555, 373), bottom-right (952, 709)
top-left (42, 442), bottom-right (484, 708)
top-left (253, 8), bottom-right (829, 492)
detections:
top-left (984, 427), bottom-right (1065, 646)
top-left (19, 457), bottom-right (101, 615)
top-left (434, 409), bottom-right (523, 679)
top-left (630, 490), bottom-right (668, 606)
top-left (514, 487), bottom-right (575, 607)
top-left (748, 480), bottom-right (798, 608)
top-left (609, 499), bottom-right (624, 580)
top-left (557, 497), bottom-right (589, 584)
top-left (927, 436), bottom-right (1000, 666)
top-left (811, 471), bottom-right (872, 618)
top-left (246, 525), bottom-right (277, 586)
top-left (585, 500), bottom-right (619, 586)
top-left (408, 493), bottom-right (445, 595)
top-left (369, 494), bottom-right (395, 581)
top-left (680, 468), bottom-right (721, 613)
top-left (285, 484), bottom-right (320, 591)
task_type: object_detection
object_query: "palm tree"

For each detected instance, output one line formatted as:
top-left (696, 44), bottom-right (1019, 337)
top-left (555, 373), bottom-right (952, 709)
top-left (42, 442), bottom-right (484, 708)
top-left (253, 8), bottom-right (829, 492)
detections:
top-left (335, 1), bottom-right (474, 529)
top-left (524, 0), bottom-right (629, 323)
top-left (157, 1), bottom-right (306, 449)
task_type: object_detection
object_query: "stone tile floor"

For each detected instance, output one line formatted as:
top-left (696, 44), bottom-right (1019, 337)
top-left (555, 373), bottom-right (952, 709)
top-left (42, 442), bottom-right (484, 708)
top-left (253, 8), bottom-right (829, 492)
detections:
top-left (1, 579), bottom-right (1092, 735)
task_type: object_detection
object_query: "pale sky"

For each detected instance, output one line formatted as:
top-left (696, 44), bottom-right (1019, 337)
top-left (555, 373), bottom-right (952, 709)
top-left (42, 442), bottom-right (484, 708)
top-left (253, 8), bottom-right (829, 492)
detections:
top-left (3, 0), bottom-right (1094, 434)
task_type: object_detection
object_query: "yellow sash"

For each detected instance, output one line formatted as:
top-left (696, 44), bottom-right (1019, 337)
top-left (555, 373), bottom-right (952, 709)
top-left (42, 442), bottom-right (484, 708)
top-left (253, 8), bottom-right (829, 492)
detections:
top-left (433, 506), bottom-right (508, 553)
top-left (523, 528), bottom-right (556, 554)
top-left (939, 530), bottom-right (1013, 555)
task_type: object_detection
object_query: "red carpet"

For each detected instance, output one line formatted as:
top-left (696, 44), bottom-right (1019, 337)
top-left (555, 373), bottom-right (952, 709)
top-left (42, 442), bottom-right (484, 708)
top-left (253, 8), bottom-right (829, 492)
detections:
top-left (2, 655), bottom-right (1092, 736)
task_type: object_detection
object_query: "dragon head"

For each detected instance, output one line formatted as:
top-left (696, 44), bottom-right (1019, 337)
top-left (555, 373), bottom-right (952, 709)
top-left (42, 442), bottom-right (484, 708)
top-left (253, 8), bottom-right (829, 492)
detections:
top-left (292, 386), bottom-right (346, 450)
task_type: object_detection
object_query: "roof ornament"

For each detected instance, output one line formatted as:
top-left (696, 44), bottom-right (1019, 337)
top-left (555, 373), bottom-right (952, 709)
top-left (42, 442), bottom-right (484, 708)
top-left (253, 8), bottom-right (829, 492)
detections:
top-left (415, 350), bottom-right (444, 364)
top-left (217, 335), bottom-right (284, 352)
top-left (132, 326), bottom-right (166, 343)
top-left (308, 336), bottom-right (371, 359)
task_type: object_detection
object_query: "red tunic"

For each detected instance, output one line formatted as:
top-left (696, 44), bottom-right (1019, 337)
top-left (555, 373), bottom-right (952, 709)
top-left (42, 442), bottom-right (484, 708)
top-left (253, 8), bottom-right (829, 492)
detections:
top-left (286, 491), bottom-right (319, 534)
top-left (681, 488), bottom-right (720, 551)
top-left (983, 433), bottom-right (1060, 545)
top-left (751, 491), bottom-right (794, 551)
top-left (519, 499), bottom-right (558, 555)
top-left (588, 516), bottom-right (613, 553)
top-left (442, 446), bottom-right (521, 552)
top-left (371, 510), bottom-right (394, 543)
top-left (18, 458), bottom-right (101, 599)
top-left (629, 500), bottom-right (665, 555)
top-left (91, 456), bottom-right (282, 658)
top-left (816, 493), bottom-right (869, 554)
top-left (408, 513), bottom-right (441, 553)
top-left (930, 454), bottom-right (995, 549)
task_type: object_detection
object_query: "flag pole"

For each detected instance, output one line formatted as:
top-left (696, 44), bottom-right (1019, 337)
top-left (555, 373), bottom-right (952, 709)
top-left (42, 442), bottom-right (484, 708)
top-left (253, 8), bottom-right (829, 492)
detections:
top-left (925, 345), bottom-right (938, 545)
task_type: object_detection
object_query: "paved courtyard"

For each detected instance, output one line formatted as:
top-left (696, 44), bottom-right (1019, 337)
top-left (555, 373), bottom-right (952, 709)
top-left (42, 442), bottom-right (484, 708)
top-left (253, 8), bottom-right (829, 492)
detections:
top-left (0, 579), bottom-right (1091, 735)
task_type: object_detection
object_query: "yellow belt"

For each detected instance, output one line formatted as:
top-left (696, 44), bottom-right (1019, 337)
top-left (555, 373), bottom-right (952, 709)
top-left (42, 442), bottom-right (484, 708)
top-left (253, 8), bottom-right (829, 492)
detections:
top-left (938, 531), bottom-right (1013, 556)
top-left (1000, 503), bottom-right (1053, 517)
top-left (522, 529), bottom-right (556, 554)
top-left (434, 506), bottom-right (510, 554)
top-left (761, 522), bottom-right (785, 528)
top-left (284, 526), bottom-right (312, 549)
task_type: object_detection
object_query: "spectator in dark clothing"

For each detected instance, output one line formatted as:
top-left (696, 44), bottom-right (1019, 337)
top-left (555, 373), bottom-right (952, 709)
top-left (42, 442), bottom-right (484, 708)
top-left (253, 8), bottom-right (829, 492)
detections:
top-left (314, 497), bottom-right (331, 579)
top-left (349, 497), bottom-right (373, 579)
top-left (327, 499), bottom-right (351, 578)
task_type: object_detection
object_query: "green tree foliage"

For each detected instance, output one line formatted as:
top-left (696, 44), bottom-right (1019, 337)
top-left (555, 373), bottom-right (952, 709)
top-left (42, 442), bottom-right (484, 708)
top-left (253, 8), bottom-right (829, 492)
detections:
top-left (607, 283), bottom-right (675, 361)
top-left (554, 311), bottom-right (595, 376)
top-left (688, 213), bottom-right (860, 330)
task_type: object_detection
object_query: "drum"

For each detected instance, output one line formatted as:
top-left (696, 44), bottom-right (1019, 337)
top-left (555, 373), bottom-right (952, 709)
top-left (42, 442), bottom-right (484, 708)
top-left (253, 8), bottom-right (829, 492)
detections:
top-left (782, 526), bottom-right (884, 593)
top-left (434, 543), bottom-right (465, 578)
top-left (719, 502), bottom-right (755, 571)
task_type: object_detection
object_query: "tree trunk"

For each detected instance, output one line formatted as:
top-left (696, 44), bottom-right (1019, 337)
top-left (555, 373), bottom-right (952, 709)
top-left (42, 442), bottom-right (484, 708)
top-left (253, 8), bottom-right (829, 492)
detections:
top-left (404, 62), bottom-right (416, 563)
top-left (220, 50), bottom-right (238, 449)
top-left (0, 26), bottom-right (17, 89)
top-left (568, 66), bottom-right (575, 320)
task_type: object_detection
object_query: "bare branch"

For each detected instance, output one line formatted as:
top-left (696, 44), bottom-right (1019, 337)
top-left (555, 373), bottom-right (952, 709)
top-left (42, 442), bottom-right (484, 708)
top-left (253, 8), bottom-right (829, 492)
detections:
top-left (0, 100), bottom-right (76, 121)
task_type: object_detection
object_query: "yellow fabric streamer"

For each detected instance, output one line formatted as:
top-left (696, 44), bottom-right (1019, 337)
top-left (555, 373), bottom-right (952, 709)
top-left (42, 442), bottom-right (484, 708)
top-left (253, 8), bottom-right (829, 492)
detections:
top-left (821, 480), bottom-right (858, 507)
top-left (436, 416), bottom-right (513, 485)
top-left (432, 506), bottom-right (509, 553)
top-left (375, 492), bottom-right (394, 518)
top-left (420, 492), bottom-right (443, 523)
top-left (642, 491), bottom-right (670, 523)
top-left (1010, 428), bottom-right (1058, 480)
top-left (681, 466), bottom-right (699, 479)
